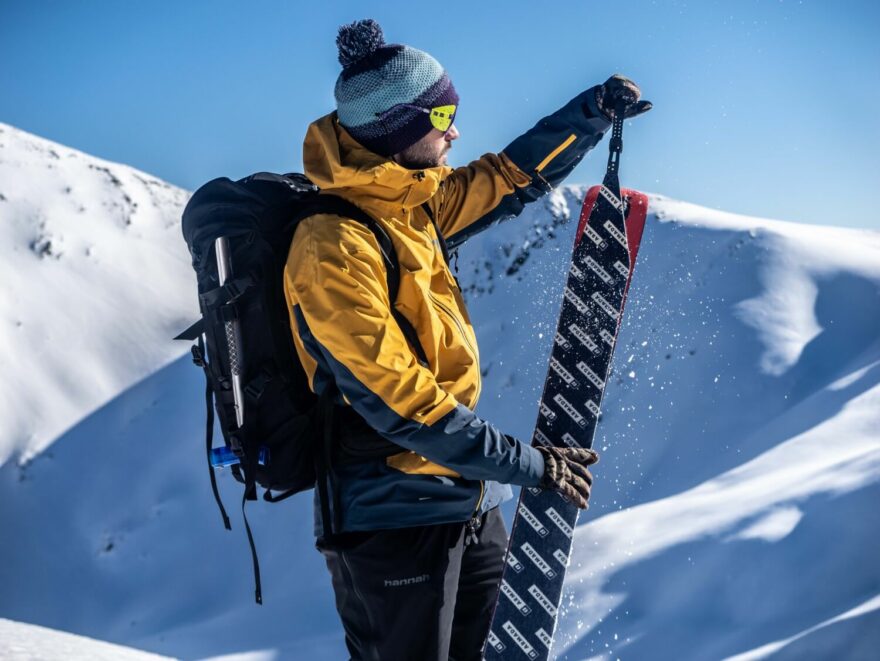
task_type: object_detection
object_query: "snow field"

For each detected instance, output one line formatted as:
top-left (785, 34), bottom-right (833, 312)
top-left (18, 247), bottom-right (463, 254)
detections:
top-left (1, 124), bottom-right (878, 659)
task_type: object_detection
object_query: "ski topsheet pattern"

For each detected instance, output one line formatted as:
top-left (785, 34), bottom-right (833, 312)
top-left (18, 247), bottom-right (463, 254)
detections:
top-left (484, 111), bottom-right (647, 660)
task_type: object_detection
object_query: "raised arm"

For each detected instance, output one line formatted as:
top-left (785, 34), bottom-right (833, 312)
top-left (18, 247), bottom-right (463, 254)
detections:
top-left (425, 85), bottom-right (612, 247)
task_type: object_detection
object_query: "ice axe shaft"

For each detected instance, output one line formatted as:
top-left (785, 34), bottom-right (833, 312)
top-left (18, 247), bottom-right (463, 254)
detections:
top-left (215, 237), bottom-right (245, 428)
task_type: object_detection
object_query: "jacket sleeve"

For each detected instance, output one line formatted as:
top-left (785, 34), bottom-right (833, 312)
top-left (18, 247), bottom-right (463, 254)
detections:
top-left (284, 214), bottom-right (544, 487)
top-left (428, 86), bottom-right (612, 249)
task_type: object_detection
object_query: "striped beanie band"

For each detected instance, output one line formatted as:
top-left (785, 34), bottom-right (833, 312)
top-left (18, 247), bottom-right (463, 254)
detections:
top-left (334, 19), bottom-right (459, 158)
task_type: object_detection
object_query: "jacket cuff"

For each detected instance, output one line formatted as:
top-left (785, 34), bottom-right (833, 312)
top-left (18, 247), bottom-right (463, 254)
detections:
top-left (517, 442), bottom-right (546, 487)
top-left (550, 85), bottom-right (613, 136)
top-left (581, 84), bottom-right (613, 127)
top-left (501, 86), bottom-right (612, 189)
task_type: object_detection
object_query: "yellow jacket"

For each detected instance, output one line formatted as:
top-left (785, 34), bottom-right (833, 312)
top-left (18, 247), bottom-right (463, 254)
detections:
top-left (285, 88), bottom-right (611, 533)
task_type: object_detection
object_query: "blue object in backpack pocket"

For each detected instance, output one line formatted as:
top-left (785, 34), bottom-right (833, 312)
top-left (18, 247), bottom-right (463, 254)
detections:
top-left (210, 446), bottom-right (269, 468)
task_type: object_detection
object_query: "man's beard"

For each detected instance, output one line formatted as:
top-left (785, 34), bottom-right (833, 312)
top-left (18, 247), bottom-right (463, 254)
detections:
top-left (395, 140), bottom-right (449, 170)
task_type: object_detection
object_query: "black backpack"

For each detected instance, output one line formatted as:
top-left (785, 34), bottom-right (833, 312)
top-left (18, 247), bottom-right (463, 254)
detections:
top-left (176, 172), bottom-right (428, 603)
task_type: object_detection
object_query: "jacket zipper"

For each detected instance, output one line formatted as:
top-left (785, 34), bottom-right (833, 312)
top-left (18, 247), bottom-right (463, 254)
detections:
top-left (474, 479), bottom-right (485, 514)
top-left (426, 289), bottom-right (482, 404)
top-left (426, 289), bottom-right (480, 362)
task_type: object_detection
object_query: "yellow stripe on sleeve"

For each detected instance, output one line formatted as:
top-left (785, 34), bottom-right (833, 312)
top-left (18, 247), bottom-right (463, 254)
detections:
top-left (535, 133), bottom-right (577, 173)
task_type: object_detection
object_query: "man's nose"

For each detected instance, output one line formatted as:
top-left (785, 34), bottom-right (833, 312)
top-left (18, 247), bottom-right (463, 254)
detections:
top-left (445, 124), bottom-right (460, 141)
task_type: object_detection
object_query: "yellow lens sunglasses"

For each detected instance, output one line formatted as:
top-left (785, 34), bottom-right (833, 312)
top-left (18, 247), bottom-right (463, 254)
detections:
top-left (377, 103), bottom-right (457, 134)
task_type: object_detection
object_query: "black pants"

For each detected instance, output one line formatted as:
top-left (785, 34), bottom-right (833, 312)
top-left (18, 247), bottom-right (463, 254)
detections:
top-left (317, 508), bottom-right (507, 661)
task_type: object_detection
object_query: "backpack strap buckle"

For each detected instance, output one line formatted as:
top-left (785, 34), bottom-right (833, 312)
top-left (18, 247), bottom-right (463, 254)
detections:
top-left (199, 274), bottom-right (256, 308)
top-left (219, 304), bottom-right (237, 323)
top-left (222, 276), bottom-right (251, 301)
top-left (244, 367), bottom-right (274, 402)
top-left (191, 344), bottom-right (206, 367)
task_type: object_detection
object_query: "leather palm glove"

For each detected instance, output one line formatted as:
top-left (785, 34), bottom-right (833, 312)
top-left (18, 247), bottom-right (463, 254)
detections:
top-left (595, 74), bottom-right (653, 120)
top-left (536, 446), bottom-right (599, 509)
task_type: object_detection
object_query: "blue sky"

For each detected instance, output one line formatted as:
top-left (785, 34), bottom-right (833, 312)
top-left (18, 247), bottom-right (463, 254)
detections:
top-left (2, 0), bottom-right (878, 229)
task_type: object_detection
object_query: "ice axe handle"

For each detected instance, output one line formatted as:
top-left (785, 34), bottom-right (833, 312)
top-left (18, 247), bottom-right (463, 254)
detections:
top-left (215, 237), bottom-right (246, 428)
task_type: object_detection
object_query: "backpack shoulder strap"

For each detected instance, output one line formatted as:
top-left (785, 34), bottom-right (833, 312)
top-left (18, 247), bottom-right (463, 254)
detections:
top-left (421, 202), bottom-right (461, 285)
top-left (294, 194), bottom-right (429, 367)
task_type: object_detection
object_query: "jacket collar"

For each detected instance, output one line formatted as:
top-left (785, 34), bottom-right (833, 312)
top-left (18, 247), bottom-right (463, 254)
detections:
top-left (302, 113), bottom-right (452, 217)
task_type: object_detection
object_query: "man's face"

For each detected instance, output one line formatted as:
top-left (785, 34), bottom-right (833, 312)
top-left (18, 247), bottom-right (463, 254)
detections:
top-left (393, 124), bottom-right (460, 170)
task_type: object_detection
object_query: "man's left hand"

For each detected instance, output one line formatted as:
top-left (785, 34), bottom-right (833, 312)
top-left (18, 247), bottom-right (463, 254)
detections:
top-left (536, 445), bottom-right (599, 509)
top-left (596, 74), bottom-right (653, 120)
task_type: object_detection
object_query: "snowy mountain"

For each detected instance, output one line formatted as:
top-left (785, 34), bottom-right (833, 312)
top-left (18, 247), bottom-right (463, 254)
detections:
top-left (1, 618), bottom-right (174, 661)
top-left (0, 124), bottom-right (878, 660)
top-left (0, 122), bottom-right (194, 466)
top-left (461, 190), bottom-right (880, 660)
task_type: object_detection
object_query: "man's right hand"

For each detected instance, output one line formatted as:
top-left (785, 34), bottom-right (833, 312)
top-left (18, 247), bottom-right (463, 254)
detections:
top-left (536, 445), bottom-right (599, 509)
top-left (595, 74), bottom-right (653, 120)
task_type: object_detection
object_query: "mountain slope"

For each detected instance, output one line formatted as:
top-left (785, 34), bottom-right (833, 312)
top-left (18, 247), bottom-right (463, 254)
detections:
top-left (0, 127), bottom-right (878, 660)
top-left (0, 123), bottom-right (194, 466)
top-left (460, 190), bottom-right (880, 660)
top-left (0, 618), bottom-right (174, 661)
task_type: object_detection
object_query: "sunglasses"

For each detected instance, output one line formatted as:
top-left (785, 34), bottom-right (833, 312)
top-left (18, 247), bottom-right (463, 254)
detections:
top-left (376, 103), bottom-right (457, 134)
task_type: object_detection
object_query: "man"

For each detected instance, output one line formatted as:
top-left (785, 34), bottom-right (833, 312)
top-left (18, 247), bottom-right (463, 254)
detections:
top-left (284, 18), bottom-right (650, 661)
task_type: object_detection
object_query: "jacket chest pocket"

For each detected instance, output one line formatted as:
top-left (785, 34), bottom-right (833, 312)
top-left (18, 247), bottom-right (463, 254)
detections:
top-left (426, 288), bottom-right (479, 363)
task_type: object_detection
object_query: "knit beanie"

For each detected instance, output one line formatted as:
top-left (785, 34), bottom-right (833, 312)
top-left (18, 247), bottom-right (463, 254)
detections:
top-left (334, 19), bottom-right (459, 158)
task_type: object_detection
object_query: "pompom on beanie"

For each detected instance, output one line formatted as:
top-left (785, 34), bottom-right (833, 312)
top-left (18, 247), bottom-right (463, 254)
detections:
top-left (334, 19), bottom-right (459, 157)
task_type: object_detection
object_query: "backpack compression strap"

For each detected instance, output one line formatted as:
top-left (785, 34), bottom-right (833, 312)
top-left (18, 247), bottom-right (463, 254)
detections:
top-left (191, 335), bottom-right (231, 531)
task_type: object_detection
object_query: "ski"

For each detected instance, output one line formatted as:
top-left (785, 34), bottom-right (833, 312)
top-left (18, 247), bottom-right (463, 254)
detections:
top-left (484, 109), bottom-right (647, 660)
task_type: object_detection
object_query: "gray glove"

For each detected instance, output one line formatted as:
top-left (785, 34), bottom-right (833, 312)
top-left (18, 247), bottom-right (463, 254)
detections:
top-left (596, 74), bottom-right (653, 120)
top-left (536, 446), bottom-right (599, 509)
